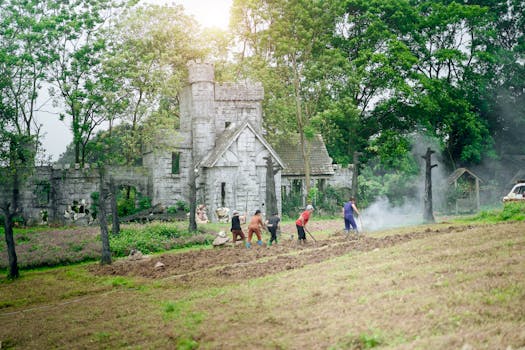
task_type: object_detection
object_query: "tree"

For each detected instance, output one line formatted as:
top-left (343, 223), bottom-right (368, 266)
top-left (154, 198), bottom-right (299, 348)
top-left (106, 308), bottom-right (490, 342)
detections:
top-left (0, 0), bottom-right (69, 278)
top-left (231, 0), bottom-right (343, 199)
top-left (106, 4), bottom-right (203, 166)
top-left (0, 105), bottom-right (35, 278)
top-left (48, 0), bottom-right (129, 167)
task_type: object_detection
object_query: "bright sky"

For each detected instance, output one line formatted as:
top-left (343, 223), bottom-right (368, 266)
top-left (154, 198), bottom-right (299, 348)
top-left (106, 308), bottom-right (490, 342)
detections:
top-left (39, 0), bottom-right (233, 161)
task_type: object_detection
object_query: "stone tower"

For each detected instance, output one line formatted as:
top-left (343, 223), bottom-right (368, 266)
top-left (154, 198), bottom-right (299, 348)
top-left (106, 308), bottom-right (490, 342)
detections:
top-left (181, 61), bottom-right (216, 162)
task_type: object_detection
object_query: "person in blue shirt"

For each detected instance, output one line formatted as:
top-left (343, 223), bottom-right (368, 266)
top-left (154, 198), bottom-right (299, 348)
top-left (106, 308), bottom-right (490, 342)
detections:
top-left (343, 197), bottom-right (360, 235)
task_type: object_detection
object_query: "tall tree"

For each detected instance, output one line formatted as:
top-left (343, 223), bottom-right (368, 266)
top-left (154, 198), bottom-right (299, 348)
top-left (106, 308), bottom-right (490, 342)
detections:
top-left (106, 4), bottom-right (203, 166)
top-left (0, 0), bottom-right (70, 277)
top-left (0, 104), bottom-right (36, 278)
top-left (48, 0), bottom-right (129, 167)
top-left (231, 0), bottom-right (343, 198)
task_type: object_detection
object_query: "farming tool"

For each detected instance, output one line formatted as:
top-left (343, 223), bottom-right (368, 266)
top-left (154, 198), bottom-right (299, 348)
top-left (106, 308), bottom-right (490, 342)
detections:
top-left (304, 226), bottom-right (317, 244)
top-left (358, 216), bottom-right (365, 235)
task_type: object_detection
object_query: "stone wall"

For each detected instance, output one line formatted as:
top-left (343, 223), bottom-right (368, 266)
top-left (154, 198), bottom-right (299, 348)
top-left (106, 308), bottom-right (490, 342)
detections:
top-left (0, 164), bottom-right (151, 225)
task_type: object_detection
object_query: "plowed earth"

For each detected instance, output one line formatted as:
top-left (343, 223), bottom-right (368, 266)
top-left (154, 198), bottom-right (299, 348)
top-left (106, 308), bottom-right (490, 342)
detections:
top-left (90, 223), bottom-right (467, 283)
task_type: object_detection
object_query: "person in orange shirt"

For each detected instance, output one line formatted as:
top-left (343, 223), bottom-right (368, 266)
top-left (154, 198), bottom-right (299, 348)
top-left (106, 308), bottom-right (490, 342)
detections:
top-left (296, 204), bottom-right (314, 244)
top-left (246, 209), bottom-right (266, 248)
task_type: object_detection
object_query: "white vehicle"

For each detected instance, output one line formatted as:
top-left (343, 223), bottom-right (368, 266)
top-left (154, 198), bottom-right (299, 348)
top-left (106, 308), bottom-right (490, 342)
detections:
top-left (503, 182), bottom-right (525, 202)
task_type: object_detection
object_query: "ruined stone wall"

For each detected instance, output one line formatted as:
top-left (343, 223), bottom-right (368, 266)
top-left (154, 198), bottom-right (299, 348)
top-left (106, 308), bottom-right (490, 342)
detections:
top-left (143, 148), bottom-right (191, 207)
top-left (0, 164), bottom-right (151, 225)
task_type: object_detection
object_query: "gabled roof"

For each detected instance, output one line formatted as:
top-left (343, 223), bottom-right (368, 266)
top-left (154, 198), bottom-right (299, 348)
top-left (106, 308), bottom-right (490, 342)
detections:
top-left (273, 134), bottom-right (334, 176)
top-left (447, 167), bottom-right (483, 184)
top-left (197, 120), bottom-right (285, 169)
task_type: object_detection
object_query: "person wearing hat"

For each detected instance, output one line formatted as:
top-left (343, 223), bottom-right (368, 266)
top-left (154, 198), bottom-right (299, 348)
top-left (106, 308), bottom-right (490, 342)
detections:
top-left (296, 205), bottom-right (314, 244)
top-left (230, 210), bottom-right (246, 246)
top-left (246, 209), bottom-right (266, 248)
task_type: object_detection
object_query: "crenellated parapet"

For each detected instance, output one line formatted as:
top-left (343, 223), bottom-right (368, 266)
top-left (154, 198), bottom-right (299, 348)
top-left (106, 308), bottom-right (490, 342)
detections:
top-left (214, 81), bottom-right (264, 101)
top-left (187, 60), bottom-right (215, 84)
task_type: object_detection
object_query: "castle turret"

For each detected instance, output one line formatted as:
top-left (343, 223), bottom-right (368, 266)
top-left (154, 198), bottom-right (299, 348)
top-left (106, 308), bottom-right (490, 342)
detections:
top-left (185, 61), bottom-right (216, 161)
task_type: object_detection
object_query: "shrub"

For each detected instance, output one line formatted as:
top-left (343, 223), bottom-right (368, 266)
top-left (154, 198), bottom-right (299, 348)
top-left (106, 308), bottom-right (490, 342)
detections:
top-left (176, 200), bottom-right (190, 213)
top-left (138, 195), bottom-right (152, 211)
top-left (109, 223), bottom-right (212, 257)
top-left (459, 202), bottom-right (525, 223)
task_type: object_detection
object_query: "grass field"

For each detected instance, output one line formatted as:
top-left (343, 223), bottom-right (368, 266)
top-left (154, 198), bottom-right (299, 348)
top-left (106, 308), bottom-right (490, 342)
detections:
top-left (1, 219), bottom-right (524, 349)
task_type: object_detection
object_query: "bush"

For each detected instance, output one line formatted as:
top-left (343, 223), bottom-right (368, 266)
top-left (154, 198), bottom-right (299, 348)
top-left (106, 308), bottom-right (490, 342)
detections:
top-left (176, 200), bottom-right (190, 213)
top-left (459, 202), bottom-right (525, 223)
top-left (109, 223), bottom-right (212, 257)
top-left (0, 215), bottom-right (26, 227)
top-left (138, 195), bottom-right (152, 211)
top-left (90, 191), bottom-right (99, 219)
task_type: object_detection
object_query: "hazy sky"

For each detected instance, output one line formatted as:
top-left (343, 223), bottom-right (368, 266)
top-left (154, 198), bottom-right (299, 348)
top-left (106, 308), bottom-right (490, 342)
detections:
top-left (38, 0), bottom-right (233, 161)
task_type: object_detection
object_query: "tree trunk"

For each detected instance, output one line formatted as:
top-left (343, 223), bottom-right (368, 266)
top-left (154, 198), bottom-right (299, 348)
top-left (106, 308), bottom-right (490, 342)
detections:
top-left (265, 156), bottom-right (278, 216)
top-left (3, 207), bottom-right (19, 279)
top-left (74, 139), bottom-right (80, 165)
top-left (352, 151), bottom-right (362, 199)
top-left (109, 177), bottom-right (120, 236)
top-left (98, 169), bottom-right (112, 265)
top-left (188, 167), bottom-right (197, 232)
top-left (3, 169), bottom-right (21, 278)
top-left (291, 55), bottom-right (311, 202)
top-left (422, 147), bottom-right (437, 223)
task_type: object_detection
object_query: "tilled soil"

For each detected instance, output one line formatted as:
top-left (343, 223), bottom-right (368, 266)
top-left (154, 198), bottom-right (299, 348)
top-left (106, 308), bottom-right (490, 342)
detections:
top-left (90, 224), bottom-right (472, 282)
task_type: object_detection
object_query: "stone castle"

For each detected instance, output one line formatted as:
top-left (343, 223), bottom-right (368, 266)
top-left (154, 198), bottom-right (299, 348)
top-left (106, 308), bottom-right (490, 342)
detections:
top-left (3, 62), bottom-right (352, 224)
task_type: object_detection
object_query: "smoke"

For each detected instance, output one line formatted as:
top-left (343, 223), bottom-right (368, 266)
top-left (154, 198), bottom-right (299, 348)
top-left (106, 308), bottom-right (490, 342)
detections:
top-left (360, 196), bottom-right (423, 231)
top-left (359, 133), bottom-right (449, 232)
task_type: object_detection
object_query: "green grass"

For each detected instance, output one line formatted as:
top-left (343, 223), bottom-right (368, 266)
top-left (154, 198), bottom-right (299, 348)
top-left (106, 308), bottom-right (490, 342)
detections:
top-left (1, 221), bottom-right (524, 349)
top-left (454, 202), bottom-right (525, 223)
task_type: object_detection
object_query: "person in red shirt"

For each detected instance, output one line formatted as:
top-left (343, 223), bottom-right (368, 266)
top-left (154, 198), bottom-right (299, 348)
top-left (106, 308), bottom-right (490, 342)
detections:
top-left (296, 204), bottom-right (314, 244)
top-left (246, 209), bottom-right (266, 248)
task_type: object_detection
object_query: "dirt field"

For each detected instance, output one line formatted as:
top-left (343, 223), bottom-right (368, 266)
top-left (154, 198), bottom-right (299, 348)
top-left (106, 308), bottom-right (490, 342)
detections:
top-left (89, 221), bottom-right (461, 282)
top-left (1, 220), bottom-right (524, 349)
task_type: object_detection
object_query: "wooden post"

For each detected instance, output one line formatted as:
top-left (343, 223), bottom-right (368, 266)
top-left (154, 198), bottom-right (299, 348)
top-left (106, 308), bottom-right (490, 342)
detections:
top-left (475, 178), bottom-right (480, 211)
top-left (98, 168), bottom-right (112, 265)
top-left (188, 166), bottom-right (197, 232)
top-left (422, 147), bottom-right (438, 223)
top-left (265, 156), bottom-right (278, 216)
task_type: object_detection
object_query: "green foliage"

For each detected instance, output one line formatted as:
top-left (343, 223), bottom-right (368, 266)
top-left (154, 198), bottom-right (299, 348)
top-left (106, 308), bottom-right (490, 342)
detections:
top-left (0, 215), bottom-right (25, 228)
top-left (90, 192), bottom-right (99, 219)
top-left (176, 200), bottom-right (190, 213)
top-left (138, 195), bottom-right (151, 211)
top-left (330, 330), bottom-right (383, 349)
top-left (282, 185), bottom-right (349, 218)
top-left (358, 161), bottom-right (420, 209)
top-left (457, 202), bottom-right (525, 223)
top-left (281, 191), bottom-right (303, 219)
top-left (306, 187), bottom-right (318, 205)
top-left (176, 337), bottom-right (199, 350)
top-left (109, 223), bottom-right (213, 256)
top-left (116, 187), bottom-right (151, 217)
